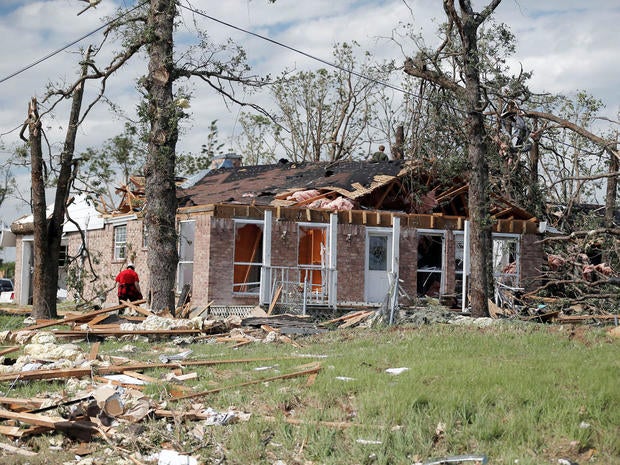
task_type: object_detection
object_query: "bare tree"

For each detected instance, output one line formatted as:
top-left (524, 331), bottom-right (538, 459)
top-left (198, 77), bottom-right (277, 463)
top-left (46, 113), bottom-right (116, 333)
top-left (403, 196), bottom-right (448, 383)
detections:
top-left (404, 0), bottom-right (501, 317)
top-left (20, 49), bottom-right (91, 319)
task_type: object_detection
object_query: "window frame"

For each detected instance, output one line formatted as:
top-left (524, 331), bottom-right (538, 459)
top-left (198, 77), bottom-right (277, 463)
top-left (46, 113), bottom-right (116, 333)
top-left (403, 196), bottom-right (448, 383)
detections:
top-left (177, 220), bottom-right (196, 293)
top-left (113, 224), bottom-right (127, 261)
top-left (232, 219), bottom-right (264, 296)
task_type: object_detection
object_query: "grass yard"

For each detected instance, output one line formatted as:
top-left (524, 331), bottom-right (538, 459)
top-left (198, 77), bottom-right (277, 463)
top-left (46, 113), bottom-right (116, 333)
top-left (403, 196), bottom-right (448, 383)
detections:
top-left (0, 314), bottom-right (618, 464)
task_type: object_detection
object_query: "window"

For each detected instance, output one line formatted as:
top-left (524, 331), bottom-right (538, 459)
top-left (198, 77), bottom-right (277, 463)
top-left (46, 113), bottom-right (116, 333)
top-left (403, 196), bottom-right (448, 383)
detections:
top-left (454, 232), bottom-right (464, 294)
top-left (368, 234), bottom-right (388, 271)
top-left (58, 245), bottom-right (68, 267)
top-left (298, 225), bottom-right (327, 294)
top-left (417, 232), bottom-right (444, 297)
top-left (233, 222), bottom-right (263, 294)
top-left (114, 225), bottom-right (127, 260)
top-left (492, 235), bottom-right (520, 286)
top-left (177, 220), bottom-right (195, 292)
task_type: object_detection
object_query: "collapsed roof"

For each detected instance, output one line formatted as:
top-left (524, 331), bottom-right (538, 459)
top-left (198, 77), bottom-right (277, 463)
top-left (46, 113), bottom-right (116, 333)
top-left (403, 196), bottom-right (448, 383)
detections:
top-left (177, 159), bottom-right (536, 222)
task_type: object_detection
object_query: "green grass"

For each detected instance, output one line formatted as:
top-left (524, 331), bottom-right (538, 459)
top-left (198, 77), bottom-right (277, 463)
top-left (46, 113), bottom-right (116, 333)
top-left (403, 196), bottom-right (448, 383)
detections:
top-left (0, 313), bottom-right (618, 464)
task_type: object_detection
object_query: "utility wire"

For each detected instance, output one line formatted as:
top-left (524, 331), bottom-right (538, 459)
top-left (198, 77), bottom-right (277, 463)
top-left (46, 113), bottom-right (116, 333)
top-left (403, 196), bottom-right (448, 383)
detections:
top-left (0, 1), bottom-right (148, 85)
top-left (178, 3), bottom-right (459, 110)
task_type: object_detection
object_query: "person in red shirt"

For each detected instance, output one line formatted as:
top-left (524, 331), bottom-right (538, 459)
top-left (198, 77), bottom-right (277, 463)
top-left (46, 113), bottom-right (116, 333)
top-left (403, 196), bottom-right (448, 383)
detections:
top-left (115, 263), bottom-right (143, 304)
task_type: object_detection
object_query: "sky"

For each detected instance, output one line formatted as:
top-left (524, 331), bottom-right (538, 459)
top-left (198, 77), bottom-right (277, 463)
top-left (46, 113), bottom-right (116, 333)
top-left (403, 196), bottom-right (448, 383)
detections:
top-left (0, 0), bottom-right (619, 253)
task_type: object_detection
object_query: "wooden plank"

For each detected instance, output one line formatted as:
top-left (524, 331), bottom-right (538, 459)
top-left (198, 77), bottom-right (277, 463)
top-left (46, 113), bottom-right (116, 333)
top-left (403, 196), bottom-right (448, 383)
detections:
top-left (0, 356), bottom-right (292, 382)
top-left (0, 408), bottom-right (64, 428)
top-left (22, 300), bottom-right (146, 331)
top-left (172, 363), bottom-right (322, 401)
top-left (86, 314), bottom-right (109, 327)
top-left (339, 311), bottom-right (374, 329)
top-left (121, 300), bottom-right (154, 317)
top-left (194, 301), bottom-right (214, 318)
top-left (121, 370), bottom-right (160, 383)
top-left (88, 342), bottom-right (100, 361)
top-left (267, 286), bottom-right (282, 316)
top-left (0, 346), bottom-right (20, 357)
top-left (0, 397), bottom-right (45, 411)
top-left (320, 311), bottom-right (367, 326)
top-left (0, 425), bottom-right (24, 438)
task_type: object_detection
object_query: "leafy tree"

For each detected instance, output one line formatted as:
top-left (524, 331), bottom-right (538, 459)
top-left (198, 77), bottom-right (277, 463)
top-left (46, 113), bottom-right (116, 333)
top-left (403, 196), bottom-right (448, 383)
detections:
top-left (235, 113), bottom-right (277, 165)
top-left (269, 42), bottom-right (388, 162)
top-left (177, 120), bottom-right (225, 175)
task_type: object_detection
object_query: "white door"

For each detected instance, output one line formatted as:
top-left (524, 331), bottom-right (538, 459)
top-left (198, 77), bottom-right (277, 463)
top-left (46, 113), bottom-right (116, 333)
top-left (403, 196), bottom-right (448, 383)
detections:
top-left (365, 230), bottom-right (392, 303)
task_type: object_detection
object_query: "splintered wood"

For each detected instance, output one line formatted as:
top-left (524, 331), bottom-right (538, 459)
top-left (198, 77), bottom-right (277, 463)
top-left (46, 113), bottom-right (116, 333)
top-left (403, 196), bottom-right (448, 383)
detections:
top-left (0, 299), bottom-right (378, 455)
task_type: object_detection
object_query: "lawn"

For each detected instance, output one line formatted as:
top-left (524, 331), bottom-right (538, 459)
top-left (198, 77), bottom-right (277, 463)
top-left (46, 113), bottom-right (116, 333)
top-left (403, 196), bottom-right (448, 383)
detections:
top-left (0, 312), bottom-right (618, 465)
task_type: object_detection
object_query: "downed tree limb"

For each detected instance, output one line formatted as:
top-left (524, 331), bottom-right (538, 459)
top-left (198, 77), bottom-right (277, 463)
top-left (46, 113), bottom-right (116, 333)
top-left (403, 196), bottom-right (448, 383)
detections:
top-left (171, 363), bottom-right (322, 401)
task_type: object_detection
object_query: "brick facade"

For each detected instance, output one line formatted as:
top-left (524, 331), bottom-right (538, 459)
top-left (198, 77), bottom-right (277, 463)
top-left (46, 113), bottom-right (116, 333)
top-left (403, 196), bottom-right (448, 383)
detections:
top-left (12, 210), bottom-right (543, 309)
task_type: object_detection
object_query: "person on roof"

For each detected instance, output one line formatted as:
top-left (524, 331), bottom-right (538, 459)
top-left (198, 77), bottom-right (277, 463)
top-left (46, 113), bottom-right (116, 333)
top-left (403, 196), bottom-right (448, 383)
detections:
top-left (115, 262), bottom-right (142, 305)
top-left (370, 145), bottom-right (389, 162)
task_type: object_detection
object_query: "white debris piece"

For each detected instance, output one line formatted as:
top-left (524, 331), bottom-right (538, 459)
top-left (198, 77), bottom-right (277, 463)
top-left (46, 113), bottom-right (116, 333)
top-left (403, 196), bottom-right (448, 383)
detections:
top-left (385, 367), bottom-right (409, 375)
top-left (119, 314), bottom-right (203, 331)
top-left (23, 342), bottom-right (84, 361)
top-left (156, 449), bottom-right (198, 465)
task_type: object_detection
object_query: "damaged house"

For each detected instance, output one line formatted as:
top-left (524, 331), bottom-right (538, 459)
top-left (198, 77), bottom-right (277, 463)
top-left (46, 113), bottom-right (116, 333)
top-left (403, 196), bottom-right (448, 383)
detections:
top-left (10, 155), bottom-right (543, 312)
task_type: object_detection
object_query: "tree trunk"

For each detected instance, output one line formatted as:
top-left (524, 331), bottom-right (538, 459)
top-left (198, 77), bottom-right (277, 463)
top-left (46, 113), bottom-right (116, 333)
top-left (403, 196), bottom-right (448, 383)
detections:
top-left (144, 0), bottom-right (179, 314)
top-left (393, 125), bottom-right (404, 159)
top-left (27, 98), bottom-right (51, 319)
top-left (528, 118), bottom-right (541, 210)
top-left (604, 134), bottom-right (618, 229)
top-left (452, 1), bottom-right (500, 317)
top-left (29, 49), bottom-right (91, 319)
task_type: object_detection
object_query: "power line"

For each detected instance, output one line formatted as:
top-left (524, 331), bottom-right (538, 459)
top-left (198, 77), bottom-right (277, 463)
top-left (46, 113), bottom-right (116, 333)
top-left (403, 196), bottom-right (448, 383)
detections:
top-left (0, 1), bottom-right (148, 85)
top-left (178, 3), bottom-right (460, 111)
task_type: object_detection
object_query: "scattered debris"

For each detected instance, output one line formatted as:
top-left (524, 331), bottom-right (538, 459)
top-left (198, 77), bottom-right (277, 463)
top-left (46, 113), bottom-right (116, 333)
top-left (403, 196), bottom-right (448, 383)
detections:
top-left (385, 367), bottom-right (409, 375)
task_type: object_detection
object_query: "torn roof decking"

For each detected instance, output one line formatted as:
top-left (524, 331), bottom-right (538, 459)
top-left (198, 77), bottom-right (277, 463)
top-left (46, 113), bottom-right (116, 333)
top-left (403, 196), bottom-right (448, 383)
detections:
top-left (94, 159), bottom-right (538, 234)
top-left (178, 159), bottom-right (411, 208)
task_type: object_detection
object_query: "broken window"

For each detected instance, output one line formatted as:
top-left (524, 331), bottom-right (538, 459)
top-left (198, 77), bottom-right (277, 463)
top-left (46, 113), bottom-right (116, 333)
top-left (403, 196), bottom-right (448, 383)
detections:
top-left (454, 232), bottom-right (464, 294)
top-left (417, 232), bottom-right (444, 297)
top-left (113, 225), bottom-right (127, 260)
top-left (177, 220), bottom-right (195, 293)
top-left (298, 225), bottom-right (327, 295)
top-left (492, 235), bottom-right (520, 286)
top-left (233, 221), bottom-right (264, 294)
top-left (368, 235), bottom-right (389, 271)
top-left (58, 244), bottom-right (68, 267)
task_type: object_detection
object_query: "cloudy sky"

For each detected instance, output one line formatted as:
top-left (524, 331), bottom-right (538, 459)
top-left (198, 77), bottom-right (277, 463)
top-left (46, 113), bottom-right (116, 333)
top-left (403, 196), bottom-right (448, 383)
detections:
top-left (0, 0), bottom-right (618, 233)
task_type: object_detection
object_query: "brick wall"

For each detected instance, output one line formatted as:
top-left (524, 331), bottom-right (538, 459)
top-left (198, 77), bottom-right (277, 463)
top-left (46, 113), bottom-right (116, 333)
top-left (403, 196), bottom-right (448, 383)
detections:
top-left (399, 227), bottom-right (417, 298)
top-left (337, 223), bottom-right (366, 302)
top-left (63, 218), bottom-right (148, 306)
top-left (12, 212), bottom-right (545, 309)
top-left (519, 233), bottom-right (543, 292)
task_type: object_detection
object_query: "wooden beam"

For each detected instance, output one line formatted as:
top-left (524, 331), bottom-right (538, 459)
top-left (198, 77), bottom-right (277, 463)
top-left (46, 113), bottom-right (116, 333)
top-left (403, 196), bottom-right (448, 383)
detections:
top-left (21, 300), bottom-right (146, 331)
top-left (172, 363), bottom-right (322, 401)
top-left (0, 357), bottom-right (294, 382)
top-left (0, 346), bottom-right (20, 357)
top-left (267, 285), bottom-right (282, 316)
